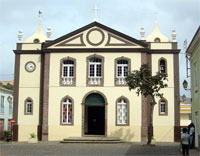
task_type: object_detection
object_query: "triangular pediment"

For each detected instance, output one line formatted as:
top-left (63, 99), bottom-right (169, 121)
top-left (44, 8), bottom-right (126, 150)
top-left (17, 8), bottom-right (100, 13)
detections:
top-left (44, 22), bottom-right (148, 49)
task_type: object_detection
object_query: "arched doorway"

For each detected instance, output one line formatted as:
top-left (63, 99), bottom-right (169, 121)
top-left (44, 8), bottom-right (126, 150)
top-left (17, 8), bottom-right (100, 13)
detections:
top-left (83, 92), bottom-right (106, 135)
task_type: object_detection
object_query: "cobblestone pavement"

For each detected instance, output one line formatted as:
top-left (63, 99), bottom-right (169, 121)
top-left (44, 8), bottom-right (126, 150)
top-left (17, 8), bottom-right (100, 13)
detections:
top-left (0, 141), bottom-right (199, 156)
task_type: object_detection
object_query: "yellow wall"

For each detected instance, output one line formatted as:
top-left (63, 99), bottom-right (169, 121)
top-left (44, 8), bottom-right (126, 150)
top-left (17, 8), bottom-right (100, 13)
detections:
top-left (17, 54), bottom-right (41, 141)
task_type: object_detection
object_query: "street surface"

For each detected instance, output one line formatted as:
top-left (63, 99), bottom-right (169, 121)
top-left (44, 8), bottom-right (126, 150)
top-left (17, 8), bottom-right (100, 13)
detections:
top-left (0, 141), bottom-right (199, 156)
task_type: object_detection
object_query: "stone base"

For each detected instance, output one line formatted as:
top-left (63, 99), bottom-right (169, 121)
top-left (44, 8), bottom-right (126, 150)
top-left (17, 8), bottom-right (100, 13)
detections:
top-left (28, 138), bottom-right (38, 143)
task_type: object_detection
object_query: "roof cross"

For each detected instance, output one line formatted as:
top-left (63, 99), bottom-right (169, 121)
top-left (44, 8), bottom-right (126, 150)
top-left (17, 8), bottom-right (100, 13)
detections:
top-left (93, 7), bottom-right (99, 22)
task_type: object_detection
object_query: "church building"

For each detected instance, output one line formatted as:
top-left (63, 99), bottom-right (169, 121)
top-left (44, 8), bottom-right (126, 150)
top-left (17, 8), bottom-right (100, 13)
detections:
top-left (13, 20), bottom-right (180, 142)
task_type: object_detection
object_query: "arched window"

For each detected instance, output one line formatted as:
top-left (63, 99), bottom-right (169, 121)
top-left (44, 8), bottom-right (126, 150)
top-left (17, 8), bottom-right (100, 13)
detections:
top-left (61, 97), bottom-right (73, 125)
top-left (116, 97), bottom-right (129, 125)
top-left (24, 98), bottom-right (33, 115)
top-left (159, 98), bottom-right (168, 115)
top-left (159, 58), bottom-right (167, 74)
top-left (60, 57), bottom-right (76, 86)
top-left (33, 38), bottom-right (40, 43)
top-left (115, 57), bottom-right (131, 86)
top-left (87, 54), bottom-right (104, 86)
top-left (154, 37), bottom-right (161, 42)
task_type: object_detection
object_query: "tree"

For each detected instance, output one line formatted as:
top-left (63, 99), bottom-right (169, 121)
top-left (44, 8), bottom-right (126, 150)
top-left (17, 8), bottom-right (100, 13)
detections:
top-left (126, 64), bottom-right (168, 144)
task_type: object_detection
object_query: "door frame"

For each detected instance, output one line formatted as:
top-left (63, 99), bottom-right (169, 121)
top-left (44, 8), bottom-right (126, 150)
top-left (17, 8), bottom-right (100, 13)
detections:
top-left (81, 90), bottom-right (108, 136)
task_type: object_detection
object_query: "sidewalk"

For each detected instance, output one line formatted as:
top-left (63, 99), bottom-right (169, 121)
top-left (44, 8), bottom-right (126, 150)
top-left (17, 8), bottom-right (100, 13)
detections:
top-left (0, 141), bottom-right (199, 156)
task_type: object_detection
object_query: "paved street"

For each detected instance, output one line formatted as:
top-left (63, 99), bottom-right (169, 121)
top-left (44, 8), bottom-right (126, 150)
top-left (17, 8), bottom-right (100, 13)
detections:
top-left (0, 141), bottom-right (199, 156)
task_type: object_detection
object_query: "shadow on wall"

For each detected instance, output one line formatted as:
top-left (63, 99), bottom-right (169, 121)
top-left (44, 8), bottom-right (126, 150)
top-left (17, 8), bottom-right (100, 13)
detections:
top-left (109, 128), bottom-right (134, 141)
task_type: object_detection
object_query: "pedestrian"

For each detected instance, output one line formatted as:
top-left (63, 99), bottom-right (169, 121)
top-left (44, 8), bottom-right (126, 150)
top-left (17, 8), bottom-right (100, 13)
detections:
top-left (189, 123), bottom-right (195, 149)
top-left (181, 128), bottom-right (190, 156)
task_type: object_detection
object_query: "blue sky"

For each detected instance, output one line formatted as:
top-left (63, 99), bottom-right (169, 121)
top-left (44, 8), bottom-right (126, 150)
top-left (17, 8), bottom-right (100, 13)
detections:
top-left (0, 0), bottom-right (199, 97)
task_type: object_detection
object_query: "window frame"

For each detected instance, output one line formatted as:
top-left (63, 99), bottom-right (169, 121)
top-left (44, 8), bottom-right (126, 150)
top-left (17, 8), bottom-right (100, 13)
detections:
top-left (86, 54), bottom-right (104, 86)
top-left (24, 97), bottom-right (33, 115)
top-left (60, 95), bottom-right (74, 126)
top-left (115, 57), bottom-right (131, 86)
top-left (158, 57), bottom-right (167, 74)
top-left (116, 96), bottom-right (129, 126)
top-left (158, 98), bottom-right (168, 116)
top-left (60, 57), bottom-right (76, 86)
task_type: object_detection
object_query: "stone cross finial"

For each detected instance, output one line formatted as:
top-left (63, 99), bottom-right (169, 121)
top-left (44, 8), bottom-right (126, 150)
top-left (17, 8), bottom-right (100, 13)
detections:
top-left (93, 7), bottom-right (99, 22)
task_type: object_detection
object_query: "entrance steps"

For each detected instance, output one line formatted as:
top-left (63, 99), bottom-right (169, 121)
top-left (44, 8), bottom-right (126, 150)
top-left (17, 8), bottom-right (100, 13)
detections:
top-left (61, 136), bottom-right (122, 143)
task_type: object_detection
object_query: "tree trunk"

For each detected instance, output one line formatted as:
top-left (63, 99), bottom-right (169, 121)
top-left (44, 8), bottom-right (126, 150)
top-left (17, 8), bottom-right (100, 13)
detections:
top-left (147, 96), bottom-right (156, 145)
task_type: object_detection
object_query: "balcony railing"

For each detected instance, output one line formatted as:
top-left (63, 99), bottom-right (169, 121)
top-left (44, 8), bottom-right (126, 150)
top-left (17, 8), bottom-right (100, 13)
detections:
top-left (88, 77), bottom-right (102, 85)
top-left (62, 77), bottom-right (74, 85)
top-left (116, 77), bottom-right (127, 85)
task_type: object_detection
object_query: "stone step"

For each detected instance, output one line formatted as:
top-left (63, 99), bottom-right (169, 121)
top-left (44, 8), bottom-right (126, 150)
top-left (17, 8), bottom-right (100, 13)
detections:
top-left (61, 137), bottom-right (122, 144)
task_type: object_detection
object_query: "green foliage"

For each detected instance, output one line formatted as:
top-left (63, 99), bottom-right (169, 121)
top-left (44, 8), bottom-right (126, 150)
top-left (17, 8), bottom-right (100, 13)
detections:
top-left (30, 133), bottom-right (36, 138)
top-left (4, 130), bottom-right (11, 137)
top-left (4, 130), bottom-right (11, 141)
top-left (0, 82), bottom-right (14, 91)
top-left (126, 64), bottom-right (168, 101)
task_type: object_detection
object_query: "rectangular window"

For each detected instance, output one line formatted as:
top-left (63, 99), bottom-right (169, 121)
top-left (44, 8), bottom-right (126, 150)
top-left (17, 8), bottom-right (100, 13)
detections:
top-left (26, 101), bottom-right (32, 113)
top-left (89, 64), bottom-right (95, 77)
top-left (96, 64), bottom-right (101, 77)
top-left (160, 101), bottom-right (166, 114)
top-left (63, 66), bottom-right (68, 77)
top-left (0, 96), bottom-right (4, 113)
top-left (117, 66), bottom-right (122, 76)
top-left (69, 66), bottom-right (74, 77)
top-left (124, 66), bottom-right (128, 76)
top-left (9, 102), bottom-right (12, 114)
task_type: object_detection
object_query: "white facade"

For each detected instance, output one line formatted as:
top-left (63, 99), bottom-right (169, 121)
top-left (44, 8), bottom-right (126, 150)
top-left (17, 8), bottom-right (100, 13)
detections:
top-left (0, 86), bottom-right (13, 139)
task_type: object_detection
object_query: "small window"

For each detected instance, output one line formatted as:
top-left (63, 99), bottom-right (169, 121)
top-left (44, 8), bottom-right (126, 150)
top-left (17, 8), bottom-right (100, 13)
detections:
top-left (159, 98), bottom-right (168, 115)
top-left (116, 97), bottom-right (129, 125)
top-left (33, 38), bottom-right (40, 43)
top-left (159, 58), bottom-right (167, 74)
top-left (61, 97), bottom-right (73, 125)
top-left (154, 37), bottom-right (161, 42)
top-left (24, 98), bottom-right (33, 115)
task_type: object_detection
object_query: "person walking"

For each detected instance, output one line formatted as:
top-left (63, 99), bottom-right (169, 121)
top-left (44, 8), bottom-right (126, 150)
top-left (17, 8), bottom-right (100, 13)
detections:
top-left (181, 128), bottom-right (190, 156)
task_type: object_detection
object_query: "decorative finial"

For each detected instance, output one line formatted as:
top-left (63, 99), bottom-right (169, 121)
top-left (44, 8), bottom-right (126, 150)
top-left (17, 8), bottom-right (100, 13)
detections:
top-left (47, 27), bottom-right (51, 39)
top-left (153, 11), bottom-right (159, 21)
top-left (172, 30), bottom-right (176, 42)
top-left (93, 7), bottom-right (99, 22)
top-left (140, 27), bottom-right (145, 40)
top-left (18, 30), bottom-right (23, 42)
top-left (38, 10), bottom-right (43, 23)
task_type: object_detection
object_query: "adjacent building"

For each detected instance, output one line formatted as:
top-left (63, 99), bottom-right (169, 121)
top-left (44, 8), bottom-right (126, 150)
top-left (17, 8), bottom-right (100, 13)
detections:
top-left (0, 86), bottom-right (13, 140)
top-left (186, 26), bottom-right (200, 149)
top-left (180, 97), bottom-right (192, 128)
top-left (13, 21), bottom-right (180, 142)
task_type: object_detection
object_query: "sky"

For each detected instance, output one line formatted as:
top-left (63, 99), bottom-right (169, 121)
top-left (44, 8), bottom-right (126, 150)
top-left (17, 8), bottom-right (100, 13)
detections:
top-left (0, 0), bottom-right (199, 98)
